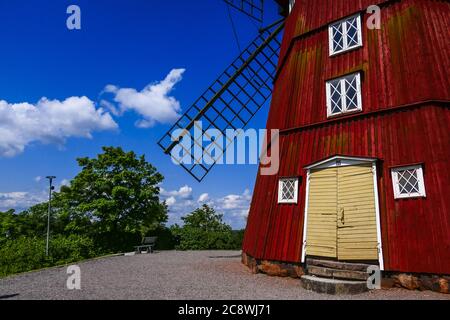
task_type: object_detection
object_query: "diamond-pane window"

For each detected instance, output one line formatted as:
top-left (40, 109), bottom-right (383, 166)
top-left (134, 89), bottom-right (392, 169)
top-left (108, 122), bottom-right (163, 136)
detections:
top-left (278, 178), bottom-right (299, 204)
top-left (391, 165), bottom-right (426, 199)
top-left (326, 73), bottom-right (362, 117)
top-left (329, 14), bottom-right (363, 55)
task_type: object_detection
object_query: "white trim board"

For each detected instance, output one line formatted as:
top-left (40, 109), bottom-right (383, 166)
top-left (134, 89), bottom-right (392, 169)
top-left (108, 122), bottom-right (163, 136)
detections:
top-left (304, 155), bottom-right (377, 170)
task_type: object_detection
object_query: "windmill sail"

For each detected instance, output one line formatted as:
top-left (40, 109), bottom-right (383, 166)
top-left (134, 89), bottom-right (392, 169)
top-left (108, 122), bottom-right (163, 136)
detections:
top-left (158, 21), bottom-right (284, 182)
top-left (223, 0), bottom-right (264, 22)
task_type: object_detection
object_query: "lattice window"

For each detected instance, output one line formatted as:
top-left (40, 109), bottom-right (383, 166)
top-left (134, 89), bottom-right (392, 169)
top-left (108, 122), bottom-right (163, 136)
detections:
top-left (278, 178), bottom-right (299, 204)
top-left (326, 73), bottom-right (362, 117)
top-left (391, 165), bottom-right (426, 199)
top-left (329, 14), bottom-right (362, 55)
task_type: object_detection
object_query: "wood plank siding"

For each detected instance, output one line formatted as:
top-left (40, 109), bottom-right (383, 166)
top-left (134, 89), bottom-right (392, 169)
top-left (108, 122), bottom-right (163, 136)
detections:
top-left (243, 0), bottom-right (450, 274)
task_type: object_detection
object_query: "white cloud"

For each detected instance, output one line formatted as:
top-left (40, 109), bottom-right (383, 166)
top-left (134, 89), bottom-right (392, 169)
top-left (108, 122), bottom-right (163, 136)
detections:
top-left (161, 185), bottom-right (193, 200)
top-left (160, 185), bottom-right (252, 229)
top-left (0, 191), bottom-right (47, 212)
top-left (215, 189), bottom-right (252, 220)
top-left (0, 96), bottom-right (118, 157)
top-left (198, 193), bottom-right (209, 203)
top-left (0, 69), bottom-right (186, 158)
top-left (165, 196), bottom-right (177, 206)
top-left (104, 68), bottom-right (185, 128)
top-left (34, 176), bottom-right (42, 182)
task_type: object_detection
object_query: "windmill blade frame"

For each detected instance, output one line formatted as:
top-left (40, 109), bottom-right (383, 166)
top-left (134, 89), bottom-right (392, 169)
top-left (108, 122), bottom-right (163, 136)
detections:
top-left (158, 20), bottom-right (285, 182)
top-left (223, 0), bottom-right (265, 22)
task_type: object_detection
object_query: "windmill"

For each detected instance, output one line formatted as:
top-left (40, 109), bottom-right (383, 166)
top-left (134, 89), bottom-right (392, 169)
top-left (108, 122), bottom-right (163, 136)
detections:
top-left (157, 0), bottom-right (286, 182)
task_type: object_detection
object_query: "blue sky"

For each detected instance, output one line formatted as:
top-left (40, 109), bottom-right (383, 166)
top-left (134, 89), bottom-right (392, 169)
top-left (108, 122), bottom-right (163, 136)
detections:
top-left (0, 0), bottom-right (281, 229)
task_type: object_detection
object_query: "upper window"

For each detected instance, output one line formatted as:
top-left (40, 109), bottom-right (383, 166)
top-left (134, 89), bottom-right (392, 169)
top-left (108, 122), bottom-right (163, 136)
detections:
top-left (329, 15), bottom-right (363, 56)
top-left (326, 73), bottom-right (362, 117)
top-left (391, 165), bottom-right (426, 199)
top-left (278, 178), bottom-right (299, 204)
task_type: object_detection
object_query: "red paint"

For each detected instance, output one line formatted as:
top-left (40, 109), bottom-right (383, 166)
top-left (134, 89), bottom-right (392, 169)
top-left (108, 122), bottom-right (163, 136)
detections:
top-left (243, 0), bottom-right (450, 274)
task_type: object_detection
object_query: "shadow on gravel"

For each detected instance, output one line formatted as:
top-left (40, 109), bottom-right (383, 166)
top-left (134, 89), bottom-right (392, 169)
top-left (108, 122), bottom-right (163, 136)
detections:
top-left (0, 294), bottom-right (19, 300)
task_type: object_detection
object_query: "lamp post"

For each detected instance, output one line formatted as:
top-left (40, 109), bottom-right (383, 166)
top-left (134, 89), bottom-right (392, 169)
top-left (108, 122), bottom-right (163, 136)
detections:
top-left (45, 176), bottom-right (56, 256)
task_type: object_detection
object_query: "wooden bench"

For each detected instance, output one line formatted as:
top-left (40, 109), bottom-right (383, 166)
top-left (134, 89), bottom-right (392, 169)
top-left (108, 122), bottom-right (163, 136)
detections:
top-left (134, 236), bottom-right (157, 254)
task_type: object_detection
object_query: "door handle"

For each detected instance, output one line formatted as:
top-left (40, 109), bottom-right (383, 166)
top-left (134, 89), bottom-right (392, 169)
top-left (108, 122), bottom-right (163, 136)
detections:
top-left (339, 207), bottom-right (345, 226)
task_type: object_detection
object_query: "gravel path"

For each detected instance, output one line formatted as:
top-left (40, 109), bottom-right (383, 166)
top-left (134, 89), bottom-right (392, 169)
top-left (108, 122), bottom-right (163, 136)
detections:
top-left (0, 251), bottom-right (448, 300)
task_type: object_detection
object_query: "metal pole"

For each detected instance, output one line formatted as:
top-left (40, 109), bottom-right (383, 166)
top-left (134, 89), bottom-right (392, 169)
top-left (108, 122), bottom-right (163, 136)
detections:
top-left (45, 176), bottom-right (56, 256)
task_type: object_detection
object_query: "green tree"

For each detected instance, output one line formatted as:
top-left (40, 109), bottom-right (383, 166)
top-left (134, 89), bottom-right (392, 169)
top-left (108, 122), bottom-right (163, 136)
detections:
top-left (18, 147), bottom-right (168, 252)
top-left (0, 209), bottom-right (18, 242)
top-left (171, 204), bottom-right (238, 250)
top-left (62, 146), bottom-right (167, 251)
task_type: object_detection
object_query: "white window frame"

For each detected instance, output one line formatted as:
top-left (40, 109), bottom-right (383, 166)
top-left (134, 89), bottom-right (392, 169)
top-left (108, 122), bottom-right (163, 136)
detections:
top-left (326, 72), bottom-right (362, 117)
top-left (278, 178), bottom-right (299, 204)
top-left (391, 165), bottom-right (427, 199)
top-left (328, 14), bottom-right (363, 56)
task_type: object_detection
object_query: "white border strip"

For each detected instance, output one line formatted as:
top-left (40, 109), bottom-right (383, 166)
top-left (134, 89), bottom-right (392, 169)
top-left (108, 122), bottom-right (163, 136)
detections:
top-left (372, 162), bottom-right (385, 270)
top-left (301, 170), bottom-right (311, 263)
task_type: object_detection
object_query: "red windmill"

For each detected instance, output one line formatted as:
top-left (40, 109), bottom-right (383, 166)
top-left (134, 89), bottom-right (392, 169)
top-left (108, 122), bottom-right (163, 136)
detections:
top-left (160, 0), bottom-right (450, 293)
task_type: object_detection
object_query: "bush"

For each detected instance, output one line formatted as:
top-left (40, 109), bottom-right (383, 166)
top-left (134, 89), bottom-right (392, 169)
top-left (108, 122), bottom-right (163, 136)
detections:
top-left (171, 226), bottom-right (232, 250)
top-left (231, 229), bottom-right (245, 250)
top-left (146, 226), bottom-right (176, 250)
top-left (92, 231), bottom-right (141, 254)
top-left (47, 235), bottom-right (98, 265)
top-left (170, 205), bottom-right (241, 251)
top-left (0, 237), bottom-right (47, 277)
top-left (0, 235), bottom-right (98, 278)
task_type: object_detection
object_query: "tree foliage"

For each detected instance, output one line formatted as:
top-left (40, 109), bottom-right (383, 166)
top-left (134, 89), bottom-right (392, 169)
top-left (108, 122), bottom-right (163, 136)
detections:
top-left (55, 146), bottom-right (168, 251)
top-left (171, 205), bottom-right (241, 250)
top-left (1, 147), bottom-right (168, 253)
top-left (0, 235), bottom-right (97, 277)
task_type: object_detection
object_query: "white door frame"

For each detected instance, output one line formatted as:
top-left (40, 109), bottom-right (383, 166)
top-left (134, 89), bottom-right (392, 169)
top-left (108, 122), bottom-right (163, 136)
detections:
top-left (301, 155), bottom-right (384, 270)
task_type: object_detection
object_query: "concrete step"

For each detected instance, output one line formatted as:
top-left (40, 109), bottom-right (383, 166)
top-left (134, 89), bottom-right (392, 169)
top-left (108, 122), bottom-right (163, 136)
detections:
top-left (307, 265), bottom-right (370, 281)
top-left (306, 258), bottom-right (375, 272)
top-left (300, 275), bottom-right (369, 295)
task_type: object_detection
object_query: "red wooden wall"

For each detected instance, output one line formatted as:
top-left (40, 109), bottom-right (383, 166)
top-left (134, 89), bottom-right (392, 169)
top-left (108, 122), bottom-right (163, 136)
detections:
top-left (243, 0), bottom-right (450, 274)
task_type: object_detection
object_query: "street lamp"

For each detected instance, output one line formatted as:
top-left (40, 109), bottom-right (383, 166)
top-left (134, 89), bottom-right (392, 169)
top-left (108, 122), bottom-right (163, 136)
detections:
top-left (45, 176), bottom-right (56, 256)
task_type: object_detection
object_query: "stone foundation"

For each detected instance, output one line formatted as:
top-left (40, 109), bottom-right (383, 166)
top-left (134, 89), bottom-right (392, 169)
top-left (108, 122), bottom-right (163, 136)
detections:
top-left (241, 252), bottom-right (304, 278)
top-left (242, 252), bottom-right (449, 294)
top-left (385, 273), bottom-right (449, 294)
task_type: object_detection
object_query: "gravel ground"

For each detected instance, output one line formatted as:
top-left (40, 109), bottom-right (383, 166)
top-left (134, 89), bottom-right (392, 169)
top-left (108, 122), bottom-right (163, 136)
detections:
top-left (0, 251), bottom-right (448, 300)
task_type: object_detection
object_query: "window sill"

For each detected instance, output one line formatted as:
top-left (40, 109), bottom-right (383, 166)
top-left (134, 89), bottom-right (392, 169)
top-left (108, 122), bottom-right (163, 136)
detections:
top-left (329, 44), bottom-right (363, 58)
top-left (327, 109), bottom-right (363, 119)
top-left (394, 195), bottom-right (427, 200)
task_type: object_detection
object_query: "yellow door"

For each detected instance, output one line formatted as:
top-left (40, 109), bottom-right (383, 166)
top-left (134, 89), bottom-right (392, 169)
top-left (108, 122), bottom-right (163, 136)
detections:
top-left (305, 163), bottom-right (379, 261)
top-left (305, 168), bottom-right (338, 258)
top-left (337, 164), bottom-right (379, 260)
